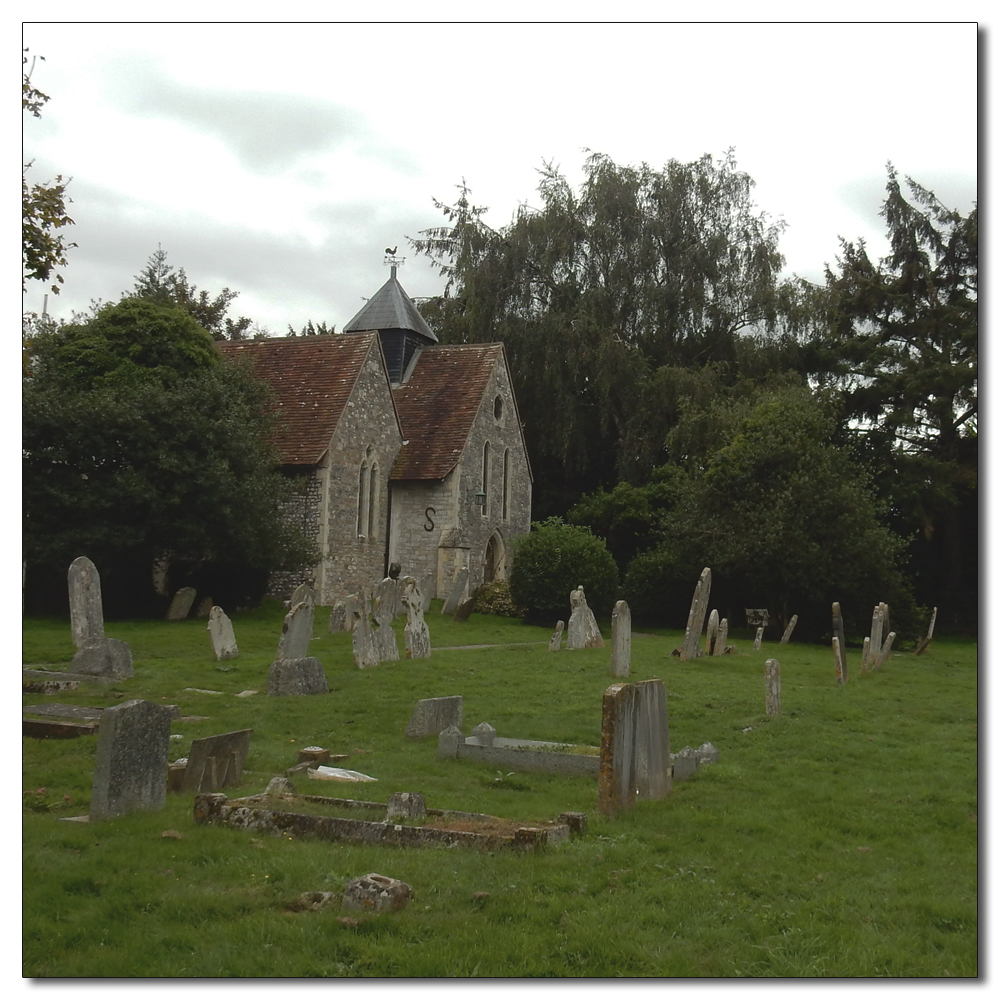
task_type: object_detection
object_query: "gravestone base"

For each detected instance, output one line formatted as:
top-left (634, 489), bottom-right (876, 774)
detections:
top-left (266, 658), bottom-right (329, 696)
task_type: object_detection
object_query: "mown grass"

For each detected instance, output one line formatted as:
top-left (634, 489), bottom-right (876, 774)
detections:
top-left (23, 602), bottom-right (978, 977)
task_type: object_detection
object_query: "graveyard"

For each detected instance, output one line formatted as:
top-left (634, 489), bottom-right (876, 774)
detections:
top-left (22, 583), bottom-right (977, 977)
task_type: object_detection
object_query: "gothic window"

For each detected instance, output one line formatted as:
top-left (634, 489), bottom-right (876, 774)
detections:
top-left (368, 463), bottom-right (378, 539)
top-left (357, 461), bottom-right (368, 537)
top-left (481, 441), bottom-right (490, 517)
top-left (502, 448), bottom-right (510, 521)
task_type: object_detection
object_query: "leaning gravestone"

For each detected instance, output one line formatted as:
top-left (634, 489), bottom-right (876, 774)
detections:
top-left (441, 567), bottom-right (469, 616)
top-left (705, 609), bottom-right (720, 655)
top-left (681, 568), bottom-right (712, 661)
top-left (401, 577), bottom-right (431, 659)
top-left (181, 729), bottom-right (253, 793)
top-left (566, 586), bottom-right (604, 650)
top-left (266, 657), bottom-right (329, 696)
top-left (548, 620), bottom-right (565, 652)
top-left (779, 615), bottom-right (798, 644)
top-left (71, 637), bottom-right (134, 680)
top-left (207, 607), bottom-right (238, 661)
top-left (405, 696), bottom-right (463, 738)
top-left (765, 659), bottom-right (781, 715)
top-left (611, 601), bottom-right (631, 677)
top-left (352, 592), bottom-right (380, 669)
top-left (68, 556), bottom-right (104, 649)
top-left (753, 627), bottom-right (764, 650)
top-left (166, 587), bottom-right (197, 621)
top-left (914, 607), bottom-right (938, 655)
top-left (90, 699), bottom-right (173, 821)
top-left (276, 600), bottom-right (314, 661)
top-left (831, 602), bottom-right (848, 682)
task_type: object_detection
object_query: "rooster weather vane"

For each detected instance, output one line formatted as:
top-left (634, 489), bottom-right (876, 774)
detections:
top-left (384, 245), bottom-right (405, 268)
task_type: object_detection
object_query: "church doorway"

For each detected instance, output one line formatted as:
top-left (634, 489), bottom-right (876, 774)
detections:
top-left (484, 532), bottom-right (505, 583)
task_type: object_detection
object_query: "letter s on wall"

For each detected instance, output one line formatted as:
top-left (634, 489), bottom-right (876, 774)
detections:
top-left (423, 507), bottom-right (435, 532)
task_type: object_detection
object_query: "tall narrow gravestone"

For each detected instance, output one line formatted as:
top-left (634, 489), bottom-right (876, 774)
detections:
top-left (548, 621), bottom-right (565, 652)
top-left (352, 592), bottom-right (380, 669)
top-left (373, 577), bottom-right (400, 662)
top-left (208, 607), bottom-right (238, 661)
top-left (166, 587), bottom-right (197, 621)
top-left (68, 556), bottom-right (104, 649)
top-left (401, 577), bottom-right (431, 659)
top-left (680, 568), bottom-right (711, 661)
top-left (90, 699), bottom-right (173, 821)
top-left (611, 601), bottom-right (631, 677)
top-left (765, 659), bottom-right (781, 716)
top-left (779, 615), bottom-right (798, 644)
top-left (753, 627), bottom-right (763, 650)
top-left (705, 609), bottom-right (720, 655)
top-left (441, 567), bottom-right (469, 616)
top-left (277, 600), bottom-right (314, 660)
top-left (914, 607), bottom-right (938, 655)
top-left (831, 602), bottom-right (848, 682)
top-left (716, 618), bottom-right (729, 655)
top-left (566, 586), bottom-right (604, 650)
top-left (832, 636), bottom-right (845, 685)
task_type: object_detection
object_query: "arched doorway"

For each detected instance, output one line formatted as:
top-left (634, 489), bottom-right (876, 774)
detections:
top-left (483, 532), bottom-right (505, 583)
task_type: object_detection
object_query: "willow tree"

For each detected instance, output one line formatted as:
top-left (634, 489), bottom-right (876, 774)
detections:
top-left (410, 150), bottom-right (792, 513)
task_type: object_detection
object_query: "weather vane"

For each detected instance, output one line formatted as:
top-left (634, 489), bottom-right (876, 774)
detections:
top-left (383, 245), bottom-right (405, 268)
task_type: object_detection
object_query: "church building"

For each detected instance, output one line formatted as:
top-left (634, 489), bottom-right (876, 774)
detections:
top-left (219, 264), bottom-right (532, 606)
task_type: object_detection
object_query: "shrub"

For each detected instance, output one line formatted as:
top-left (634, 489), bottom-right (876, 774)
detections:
top-left (621, 544), bottom-right (697, 628)
top-left (508, 517), bottom-right (619, 623)
top-left (473, 581), bottom-right (527, 618)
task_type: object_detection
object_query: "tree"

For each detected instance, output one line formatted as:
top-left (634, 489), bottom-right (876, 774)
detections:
top-left (286, 320), bottom-right (336, 337)
top-left (129, 247), bottom-right (258, 340)
top-left (23, 299), bottom-right (315, 614)
top-left (23, 50), bottom-right (75, 293)
top-left (409, 151), bottom-right (794, 512)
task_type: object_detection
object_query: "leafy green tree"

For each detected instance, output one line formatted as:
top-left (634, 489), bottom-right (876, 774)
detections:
top-left (22, 50), bottom-right (75, 293)
top-left (23, 299), bottom-right (315, 615)
top-left (286, 320), bottom-right (336, 337)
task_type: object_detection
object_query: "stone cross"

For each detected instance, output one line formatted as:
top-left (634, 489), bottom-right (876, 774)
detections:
top-left (831, 602), bottom-right (848, 682)
top-left (276, 600), bottom-right (314, 661)
top-left (208, 607), bottom-right (238, 660)
top-left (779, 615), bottom-right (798, 644)
top-left (753, 627), bottom-right (763, 650)
top-left (68, 556), bottom-right (104, 649)
top-left (401, 577), bottom-right (431, 659)
top-left (680, 568), bottom-right (711, 661)
top-left (765, 658), bottom-right (781, 715)
top-left (715, 617), bottom-right (729, 656)
top-left (352, 591), bottom-right (380, 668)
top-left (373, 577), bottom-right (400, 661)
top-left (705, 609), bottom-right (720, 655)
top-left (566, 586), bottom-right (604, 649)
top-left (611, 601), bottom-right (631, 677)
top-left (90, 699), bottom-right (174, 821)
top-left (548, 620), bottom-right (565, 652)
top-left (166, 587), bottom-right (197, 621)
top-left (914, 607), bottom-right (938, 655)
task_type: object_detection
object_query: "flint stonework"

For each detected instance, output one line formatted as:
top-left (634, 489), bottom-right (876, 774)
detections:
top-left (71, 638), bottom-right (134, 680)
top-left (68, 556), bottom-right (104, 649)
top-left (405, 696), bottom-right (463, 739)
top-left (681, 568), bottom-right (711, 661)
top-left (566, 586), bottom-right (604, 650)
top-left (277, 600), bottom-right (315, 661)
top-left (765, 659), bottom-right (781, 715)
top-left (208, 607), bottom-right (239, 661)
top-left (548, 621), bottom-right (565, 652)
top-left (90, 699), bottom-right (173, 821)
top-left (779, 615), bottom-right (798, 644)
top-left (166, 587), bottom-right (197, 621)
top-left (266, 657), bottom-right (329, 696)
top-left (611, 601), bottom-right (631, 677)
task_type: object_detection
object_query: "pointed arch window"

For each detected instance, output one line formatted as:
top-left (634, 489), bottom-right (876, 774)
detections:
top-left (502, 448), bottom-right (510, 521)
top-left (481, 441), bottom-right (490, 517)
top-left (368, 462), bottom-right (378, 539)
top-left (357, 461), bottom-right (368, 537)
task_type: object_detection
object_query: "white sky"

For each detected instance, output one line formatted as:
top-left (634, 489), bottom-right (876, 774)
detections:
top-left (21, 15), bottom-right (979, 336)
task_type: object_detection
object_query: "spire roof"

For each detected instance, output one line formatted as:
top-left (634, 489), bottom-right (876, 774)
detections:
top-left (342, 267), bottom-right (438, 343)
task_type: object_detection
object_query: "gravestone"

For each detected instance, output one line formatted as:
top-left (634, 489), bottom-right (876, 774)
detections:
top-left (68, 556), bottom-right (104, 649)
top-left (276, 600), bottom-right (314, 661)
top-left (873, 631), bottom-right (896, 671)
top-left (329, 595), bottom-right (357, 634)
top-left (180, 729), bottom-right (253, 793)
top-left (611, 601), bottom-right (631, 677)
top-left (373, 578), bottom-right (400, 662)
top-left (681, 568), bottom-right (712, 661)
top-left (632, 678), bottom-right (671, 800)
top-left (386, 792), bottom-right (426, 821)
top-left (469, 721), bottom-right (497, 745)
top-left (441, 567), bottom-right (469, 615)
top-left (831, 602), bottom-right (848, 682)
top-left (208, 607), bottom-right (238, 660)
top-left (71, 638), bottom-right (134, 680)
top-left (765, 658), bottom-right (781, 715)
top-left (671, 745), bottom-right (699, 781)
top-left (452, 592), bottom-right (478, 622)
top-left (289, 582), bottom-right (316, 608)
top-left (266, 657), bottom-right (329, 696)
top-left (566, 586), bottom-right (604, 650)
top-left (914, 607), bottom-right (938, 655)
top-left (195, 597), bottom-right (214, 618)
top-left (437, 724), bottom-right (465, 757)
top-left (548, 621), bottom-right (565, 652)
top-left (352, 592), bottom-right (380, 668)
top-left (401, 577), bottom-right (431, 659)
top-left (715, 618), bottom-right (729, 656)
top-left (864, 602), bottom-right (888, 670)
top-left (861, 637), bottom-right (872, 674)
top-left (405, 696), bottom-right (463, 739)
top-left (779, 615), bottom-right (798, 644)
top-left (90, 699), bottom-right (173, 821)
top-left (342, 873), bottom-right (412, 913)
top-left (753, 627), bottom-right (764, 650)
top-left (166, 587), bottom-right (197, 621)
top-left (705, 609), bottom-right (720, 655)
top-left (833, 636), bottom-right (845, 685)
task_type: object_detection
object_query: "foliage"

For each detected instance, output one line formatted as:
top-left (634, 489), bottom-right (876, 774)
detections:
top-left (508, 517), bottom-right (619, 622)
top-left (472, 580), bottom-right (527, 618)
top-left (286, 320), bottom-right (336, 337)
top-left (23, 300), bottom-right (315, 614)
top-left (23, 50), bottom-right (75, 293)
top-left (621, 543), bottom-right (701, 628)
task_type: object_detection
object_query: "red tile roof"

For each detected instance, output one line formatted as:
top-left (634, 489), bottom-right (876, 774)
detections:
top-left (218, 333), bottom-right (382, 466)
top-left (391, 344), bottom-right (503, 481)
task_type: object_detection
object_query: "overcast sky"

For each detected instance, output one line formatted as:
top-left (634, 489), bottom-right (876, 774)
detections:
top-left (22, 19), bottom-right (979, 336)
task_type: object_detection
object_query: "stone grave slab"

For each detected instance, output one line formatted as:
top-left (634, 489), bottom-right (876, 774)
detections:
top-left (405, 696), bottom-right (463, 738)
top-left (179, 729), bottom-right (253, 793)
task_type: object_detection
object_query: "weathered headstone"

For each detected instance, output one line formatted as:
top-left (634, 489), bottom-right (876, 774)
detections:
top-left (437, 724), bottom-right (465, 757)
top-left (715, 617), bottom-right (729, 656)
top-left (386, 792), bottom-right (426, 822)
top-left (864, 602), bottom-right (888, 670)
top-left (405, 695), bottom-right (463, 739)
top-left (289, 582), bottom-right (316, 608)
top-left (548, 620), bottom-right (565, 652)
top-left (71, 638), bottom-right (134, 680)
top-left (441, 567), bottom-right (469, 615)
top-left (266, 657), bottom-right (329, 696)
top-left (681, 568), bottom-right (712, 661)
top-left (695, 742), bottom-right (720, 765)
top-left (207, 607), bottom-right (238, 661)
top-left (861, 636), bottom-right (872, 675)
top-left (753, 627), bottom-right (764, 650)
top-left (68, 556), bottom-right (104, 649)
top-left (166, 587), bottom-right (197, 621)
top-left (195, 597), bottom-right (214, 619)
top-left (873, 631), bottom-right (896, 671)
top-left (181, 729), bottom-right (253, 793)
top-left (352, 592), bottom-right (380, 669)
top-left (831, 602), bottom-right (848, 682)
top-left (373, 578), bottom-right (400, 662)
top-left (833, 636), bottom-right (845, 685)
top-left (633, 678), bottom-right (671, 800)
top-left (329, 595), bottom-right (358, 634)
top-left (400, 577), bottom-right (431, 659)
top-left (611, 601), bottom-right (631, 677)
top-left (765, 658), bottom-right (781, 715)
top-left (671, 745), bottom-right (699, 781)
top-left (342, 873), bottom-right (412, 913)
top-left (566, 586), bottom-right (604, 650)
top-left (90, 699), bottom-right (173, 821)
top-left (914, 607), bottom-right (938, 655)
top-left (705, 609), bottom-right (720, 655)
top-left (276, 600), bottom-right (315, 661)
top-left (779, 615), bottom-right (798, 644)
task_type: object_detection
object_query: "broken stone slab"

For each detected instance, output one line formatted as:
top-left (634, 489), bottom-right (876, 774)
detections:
top-left (405, 695), bottom-right (463, 739)
top-left (671, 746), bottom-right (699, 781)
top-left (266, 657), bottom-right (329, 696)
top-left (68, 556), bottom-right (104, 649)
top-left (208, 607), bottom-right (238, 661)
top-left (386, 792), bottom-right (426, 821)
top-left (276, 600), bottom-right (315, 661)
top-left (166, 587), bottom-right (197, 621)
top-left (180, 729), bottom-right (253, 793)
top-left (308, 767), bottom-right (377, 783)
top-left (90, 699), bottom-right (174, 821)
top-left (566, 586), bottom-right (604, 650)
top-left (548, 620), bottom-right (565, 652)
top-left (765, 658), bottom-right (781, 715)
top-left (70, 637), bottom-right (134, 680)
top-left (342, 873), bottom-right (412, 913)
top-left (611, 601), bottom-right (631, 677)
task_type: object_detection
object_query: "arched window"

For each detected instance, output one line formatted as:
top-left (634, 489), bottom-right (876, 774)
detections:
top-left (357, 461), bottom-right (368, 537)
top-left (481, 441), bottom-right (490, 517)
top-left (368, 463), bottom-right (378, 539)
top-left (502, 448), bottom-right (510, 521)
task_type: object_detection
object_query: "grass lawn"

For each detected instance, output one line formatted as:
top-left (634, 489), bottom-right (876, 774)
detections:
top-left (22, 601), bottom-right (978, 977)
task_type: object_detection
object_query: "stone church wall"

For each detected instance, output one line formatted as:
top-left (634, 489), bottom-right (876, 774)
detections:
top-left (265, 469), bottom-right (323, 603)
top-left (389, 473), bottom-right (458, 599)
